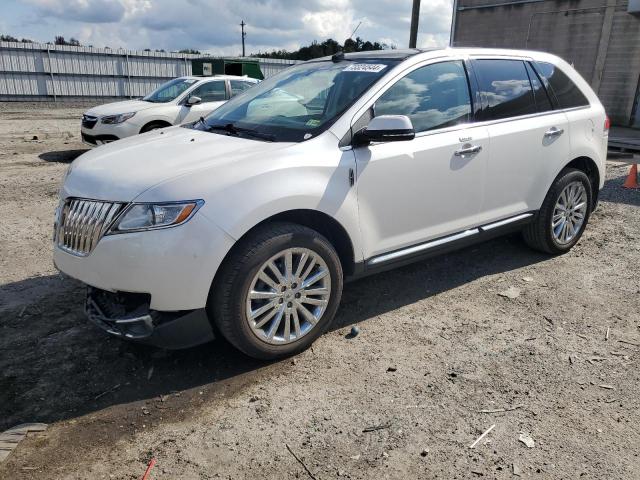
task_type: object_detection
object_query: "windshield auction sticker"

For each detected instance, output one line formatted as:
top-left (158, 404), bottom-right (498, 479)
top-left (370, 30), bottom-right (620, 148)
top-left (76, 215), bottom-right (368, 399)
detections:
top-left (343, 63), bottom-right (387, 73)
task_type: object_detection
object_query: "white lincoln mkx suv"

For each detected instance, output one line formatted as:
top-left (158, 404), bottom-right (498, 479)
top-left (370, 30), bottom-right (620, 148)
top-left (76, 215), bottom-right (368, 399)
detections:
top-left (54, 48), bottom-right (608, 359)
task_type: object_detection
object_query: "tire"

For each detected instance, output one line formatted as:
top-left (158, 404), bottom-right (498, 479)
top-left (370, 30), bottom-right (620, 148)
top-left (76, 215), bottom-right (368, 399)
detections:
top-left (140, 122), bottom-right (170, 133)
top-left (523, 168), bottom-right (593, 254)
top-left (209, 222), bottom-right (344, 359)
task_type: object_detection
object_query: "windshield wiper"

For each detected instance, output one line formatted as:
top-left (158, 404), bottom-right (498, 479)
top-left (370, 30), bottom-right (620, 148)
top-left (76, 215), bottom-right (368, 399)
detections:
top-left (205, 123), bottom-right (275, 142)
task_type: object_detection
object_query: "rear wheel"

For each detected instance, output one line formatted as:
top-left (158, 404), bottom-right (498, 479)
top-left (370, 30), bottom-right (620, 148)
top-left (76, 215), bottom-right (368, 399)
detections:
top-left (210, 222), bottom-right (343, 359)
top-left (523, 168), bottom-right (592, 254)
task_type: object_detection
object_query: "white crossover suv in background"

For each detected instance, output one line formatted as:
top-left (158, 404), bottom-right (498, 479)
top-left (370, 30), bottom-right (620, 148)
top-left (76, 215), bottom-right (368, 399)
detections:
top-left (55, 48), bottom-right (608, 359)
top-left (80, 75), bottom-right (259, 145)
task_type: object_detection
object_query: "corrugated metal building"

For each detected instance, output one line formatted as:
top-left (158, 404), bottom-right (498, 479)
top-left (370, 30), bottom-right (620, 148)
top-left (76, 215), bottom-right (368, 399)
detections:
top-left (0, 41), bottom-right (298, 102)
top-left (452, 0), bottom-right (640, 127)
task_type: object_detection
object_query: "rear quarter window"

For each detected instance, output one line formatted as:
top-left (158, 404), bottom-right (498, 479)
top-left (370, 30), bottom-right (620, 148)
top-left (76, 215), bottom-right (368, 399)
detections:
top-left (535, 62), bottom-right (590, 109)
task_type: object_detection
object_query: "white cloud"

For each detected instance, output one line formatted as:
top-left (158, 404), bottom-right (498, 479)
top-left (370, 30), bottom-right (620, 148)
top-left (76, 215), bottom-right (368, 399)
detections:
top-left (6, 0), bottom-right (454, 54)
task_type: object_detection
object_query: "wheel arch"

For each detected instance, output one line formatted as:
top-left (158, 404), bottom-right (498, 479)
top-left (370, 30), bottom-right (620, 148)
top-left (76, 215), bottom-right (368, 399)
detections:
top-left (213, 209), bottom-right (356, 283)
top-left (139, 119), bottom-right (172, 133)
top-left (562, 156), bottom-right (600, 209)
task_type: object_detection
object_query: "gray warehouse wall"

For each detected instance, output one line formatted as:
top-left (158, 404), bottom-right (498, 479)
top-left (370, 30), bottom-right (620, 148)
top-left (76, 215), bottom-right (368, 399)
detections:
top-left (454, 0), bottom-right (640, 126)
top-left (0, 42), bottom-right (298, 102)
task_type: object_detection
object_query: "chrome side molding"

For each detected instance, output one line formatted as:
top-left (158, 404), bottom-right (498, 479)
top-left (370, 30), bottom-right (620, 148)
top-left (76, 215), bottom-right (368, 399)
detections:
top-left (368, 228), bottom-right (480, 266)
top-left (479, 213), bottom-right (533, 232)
top-left (367, 212), bottom-right (535, 266)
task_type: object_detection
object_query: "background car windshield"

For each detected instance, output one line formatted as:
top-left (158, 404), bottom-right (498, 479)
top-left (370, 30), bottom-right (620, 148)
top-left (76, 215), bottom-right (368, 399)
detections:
top-left (198, 59), bottom-right (398, 142)
top-left (143, 78), bottom-right (196, 103)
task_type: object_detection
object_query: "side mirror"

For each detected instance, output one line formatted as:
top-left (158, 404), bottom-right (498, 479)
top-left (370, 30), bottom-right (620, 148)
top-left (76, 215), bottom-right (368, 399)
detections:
top-left (186, 96), bottom-right (202, 106)
top-left (354, 115), bottom-right (415, 145)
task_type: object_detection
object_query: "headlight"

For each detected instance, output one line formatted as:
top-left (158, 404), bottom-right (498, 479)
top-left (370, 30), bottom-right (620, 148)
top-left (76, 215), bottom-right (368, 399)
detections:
top-left (101, 112), bottom-right (136, 124)
top-left (108, 200), bottom-right (204, 234)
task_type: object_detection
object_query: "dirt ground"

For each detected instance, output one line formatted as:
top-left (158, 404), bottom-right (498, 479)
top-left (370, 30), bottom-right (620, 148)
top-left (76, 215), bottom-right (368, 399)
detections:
top-left (0, 102), bottom-right (639, 480)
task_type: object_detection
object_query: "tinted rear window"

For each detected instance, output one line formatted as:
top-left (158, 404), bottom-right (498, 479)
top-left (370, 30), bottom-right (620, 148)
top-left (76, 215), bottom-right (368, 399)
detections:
top-left (535, 62), bottom-right (589, 109)
top-left (475, 59), bottom-right (536, 120)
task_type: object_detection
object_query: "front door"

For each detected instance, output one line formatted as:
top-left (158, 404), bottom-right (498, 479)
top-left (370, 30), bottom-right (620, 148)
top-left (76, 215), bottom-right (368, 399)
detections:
top-left (353, 60), bottom-right (489, 260)
top-left (178, 80), bottom-right (228, 124)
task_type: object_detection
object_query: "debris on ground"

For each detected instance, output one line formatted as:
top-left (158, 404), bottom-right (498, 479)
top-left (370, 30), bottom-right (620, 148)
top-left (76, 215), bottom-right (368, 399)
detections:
top-left (469, 424), bottom-right (495, 449)
top-left (346, 326), bottom-right (360, 339)
top-left (0, 424), bottom-right (48, 462)
top-left (498, 286), bottom-right (521, 299)
top-left (362, 423), bottom-right (391, 433)
top-left (518, 433), bottom-right (535, 448)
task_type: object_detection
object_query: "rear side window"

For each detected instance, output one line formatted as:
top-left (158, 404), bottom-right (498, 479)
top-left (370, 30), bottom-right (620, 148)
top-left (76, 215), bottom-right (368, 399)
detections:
top-left (374, 60), bottom-right (472, 133)
top-left (230, 80), bottom-right (255, 97)
top-left (535, 62), bottom-right (589, 109)
top-left (474, 59), bottom-right (536, 120)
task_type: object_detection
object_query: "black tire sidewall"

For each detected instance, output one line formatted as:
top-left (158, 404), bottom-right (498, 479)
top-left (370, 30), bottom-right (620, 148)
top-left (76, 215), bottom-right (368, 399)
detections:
top-left (542, 169), bottom-right (593, 253)
top-left (213, 224), bottom-right (343, 359)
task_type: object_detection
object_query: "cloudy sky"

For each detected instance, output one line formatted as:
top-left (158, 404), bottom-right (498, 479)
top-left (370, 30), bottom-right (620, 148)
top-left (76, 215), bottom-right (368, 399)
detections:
top-left (2, 0), bottom-right (454, 55)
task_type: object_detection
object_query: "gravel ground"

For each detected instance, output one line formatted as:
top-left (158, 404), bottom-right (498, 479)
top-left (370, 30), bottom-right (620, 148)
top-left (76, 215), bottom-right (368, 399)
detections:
top-left (0, 102), bottom-right (639, 479)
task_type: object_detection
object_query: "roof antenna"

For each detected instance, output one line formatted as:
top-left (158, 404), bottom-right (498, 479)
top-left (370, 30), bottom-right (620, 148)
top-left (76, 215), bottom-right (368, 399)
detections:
top-left (333, 20), bottom-right (362, 62)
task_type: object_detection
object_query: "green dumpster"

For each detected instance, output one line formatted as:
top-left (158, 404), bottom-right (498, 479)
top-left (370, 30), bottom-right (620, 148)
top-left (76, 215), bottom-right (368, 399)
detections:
top-left (191, 58), bottom-right (264, 80)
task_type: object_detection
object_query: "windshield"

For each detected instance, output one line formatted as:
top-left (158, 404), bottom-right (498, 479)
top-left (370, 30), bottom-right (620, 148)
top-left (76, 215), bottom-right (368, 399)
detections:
top-left (143, 78), bottom-right (197, 103)
top-left (193, 59), bottom-right (399, 142)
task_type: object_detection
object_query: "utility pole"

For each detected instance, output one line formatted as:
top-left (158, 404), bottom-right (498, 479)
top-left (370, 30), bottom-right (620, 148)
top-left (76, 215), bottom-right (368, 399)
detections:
top-left (450, 0), bottom-right (458, 46)
top-left (409, 0), bottom-right (421, 48)
top-left (240, 20), bottom-right (246, 57)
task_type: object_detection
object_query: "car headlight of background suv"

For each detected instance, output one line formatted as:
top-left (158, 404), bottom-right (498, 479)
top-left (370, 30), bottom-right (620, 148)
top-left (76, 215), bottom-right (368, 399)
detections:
top-left (101, 112), bottom-right (136, 124)
top-left (108, 200), bottom-right (204, 234)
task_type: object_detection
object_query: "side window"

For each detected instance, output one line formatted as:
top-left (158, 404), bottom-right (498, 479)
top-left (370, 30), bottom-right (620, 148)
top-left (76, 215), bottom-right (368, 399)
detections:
top-left (475, 59), bottom-right (536, 120)
top-left (535, 62), bottom-right (589, 109)
top-left (190, 81), bottom-right (227, 103)
top-left (525, 62), bottom-right (553, 113)
top-left (230, 80), bottom-right (255, 97)
top-left (374, 61), bottom-right (472, 133)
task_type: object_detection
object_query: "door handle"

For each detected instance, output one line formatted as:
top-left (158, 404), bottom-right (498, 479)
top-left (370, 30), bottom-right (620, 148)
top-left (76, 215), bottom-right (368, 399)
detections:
top-left (544, 127), bottom-right (564, 138)
top-left (454, 144), bottom-right (482, 156)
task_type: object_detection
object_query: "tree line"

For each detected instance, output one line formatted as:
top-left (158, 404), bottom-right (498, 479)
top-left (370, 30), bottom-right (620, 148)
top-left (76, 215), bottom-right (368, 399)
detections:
top-left (252, 37), bottom-right (391, 61)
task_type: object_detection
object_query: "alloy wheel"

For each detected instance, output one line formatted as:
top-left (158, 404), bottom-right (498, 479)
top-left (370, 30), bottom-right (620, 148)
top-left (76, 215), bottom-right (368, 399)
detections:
top-left (551, 181), bottom-right (587, 245)
top-left (245, 248), bottom-right (331, 345)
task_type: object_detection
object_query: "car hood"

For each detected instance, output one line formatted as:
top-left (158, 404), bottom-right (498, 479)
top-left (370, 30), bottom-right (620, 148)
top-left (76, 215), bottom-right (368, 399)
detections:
top-left (62, 126), bottom-right (295, 202)
top-left (84, 99), bottom-right (159, 117)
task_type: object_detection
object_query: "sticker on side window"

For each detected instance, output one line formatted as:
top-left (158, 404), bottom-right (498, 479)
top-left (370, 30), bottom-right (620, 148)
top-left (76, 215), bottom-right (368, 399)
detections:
top-left (343, 63), bottom-right (387, 73)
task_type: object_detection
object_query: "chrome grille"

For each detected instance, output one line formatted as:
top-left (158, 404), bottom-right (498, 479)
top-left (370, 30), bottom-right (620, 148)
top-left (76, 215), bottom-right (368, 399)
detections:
top-left (56, 198), bottom-right (124, 256)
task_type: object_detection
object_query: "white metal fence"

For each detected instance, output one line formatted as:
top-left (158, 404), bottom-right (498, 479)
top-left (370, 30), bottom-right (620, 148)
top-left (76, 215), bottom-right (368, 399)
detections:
top-left (0, 41), bottom-right (299, 102)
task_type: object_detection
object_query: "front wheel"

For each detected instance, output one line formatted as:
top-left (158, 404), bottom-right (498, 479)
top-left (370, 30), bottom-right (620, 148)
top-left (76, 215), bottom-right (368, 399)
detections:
top-left (523, 168), bottom-right (592, 254)
top-left (210, 222), bottom-right (343, 359)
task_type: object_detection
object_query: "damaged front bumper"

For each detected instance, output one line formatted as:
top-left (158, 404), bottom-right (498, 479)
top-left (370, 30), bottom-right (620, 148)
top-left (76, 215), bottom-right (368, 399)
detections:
top-left (85, 286), bottom-right (215, 349)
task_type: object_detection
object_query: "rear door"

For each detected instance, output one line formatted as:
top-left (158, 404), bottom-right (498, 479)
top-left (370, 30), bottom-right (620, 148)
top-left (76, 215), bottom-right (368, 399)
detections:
top-left (472, 58), bottom-right (570, 222)
top-left (229, 79), bottom-right (257, 98)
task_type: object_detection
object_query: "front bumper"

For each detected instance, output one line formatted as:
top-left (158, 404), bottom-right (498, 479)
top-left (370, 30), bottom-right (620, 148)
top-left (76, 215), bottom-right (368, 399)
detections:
top-left (86, 286), bottom-right (214, 349)
top-left (53, 212), bottom-right (236, 311)
top-left (81, 120), bottom-right (143, 146)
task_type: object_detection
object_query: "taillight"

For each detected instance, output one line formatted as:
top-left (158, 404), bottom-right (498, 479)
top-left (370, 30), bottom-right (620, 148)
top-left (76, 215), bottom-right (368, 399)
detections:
top-left (604, 115), bottom-right (611, 133)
